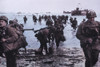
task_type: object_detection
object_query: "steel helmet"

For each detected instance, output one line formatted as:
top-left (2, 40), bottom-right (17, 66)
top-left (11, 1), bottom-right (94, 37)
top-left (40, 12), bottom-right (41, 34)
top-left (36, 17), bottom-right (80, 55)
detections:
top-left (86, 10), bottom-right (97, 19)
top-left (0, 16), bottom-right (8, 23)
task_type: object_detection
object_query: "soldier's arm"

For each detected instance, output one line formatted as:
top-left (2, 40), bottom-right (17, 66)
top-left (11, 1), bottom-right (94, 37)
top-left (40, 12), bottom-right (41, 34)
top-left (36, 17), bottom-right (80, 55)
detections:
top-left (5, 26), bottom-right (18, 43)
top-left (97, 21), bottom-right (100, 39)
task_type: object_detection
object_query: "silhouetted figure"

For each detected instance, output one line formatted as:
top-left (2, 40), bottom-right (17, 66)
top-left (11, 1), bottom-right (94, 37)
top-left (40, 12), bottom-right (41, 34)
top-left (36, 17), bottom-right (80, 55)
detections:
top-left (46, 18), bottom-right (53, 27)
top-left (38, 15), bottom-right (42, 25)
top-left (71, 18), bottom-right (78, 30)
top-left (33, 15), bottom-right (37, 25)
top-left (23, 16), bottom-right (27, 24)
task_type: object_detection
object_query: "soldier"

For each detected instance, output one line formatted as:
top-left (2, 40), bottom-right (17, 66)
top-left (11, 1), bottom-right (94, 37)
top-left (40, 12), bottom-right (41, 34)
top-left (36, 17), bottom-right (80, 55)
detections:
top-left (0, 16), bottom-right (19, 67)
top-left (54, 21), bottom-right (66, 48)
top-left (76, 11), bottom-right (100, 67)
top-left (38, 15), bottom-right (42, 25)
top-left (9, 19), bottom-right (27, 53)
top-left (9, 19), bottom-right (23, 34)
top-left (23, 16), bottom-right (27, 24)
top-left (46, 18), bottom-right (53, 27)
top-left (35, 28), bottom-right (49, 55)
top-left (69, 17), bottom-right (73, 24)
top-left (72, 18), bottom-right (78, 30)
top-left (32, 15), bottom-right (37, 24)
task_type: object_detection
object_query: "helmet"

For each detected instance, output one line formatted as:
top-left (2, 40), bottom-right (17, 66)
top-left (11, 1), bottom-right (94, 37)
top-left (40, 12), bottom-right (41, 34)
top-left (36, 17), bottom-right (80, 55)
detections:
top-left (9, 20), bottom-right (14, 24)
top-left (86, 10), bottom-right (97, 19)
top-left (0, 16), bottom-right (8, 23)
top-left (9, 19), bottom-right (18, 27)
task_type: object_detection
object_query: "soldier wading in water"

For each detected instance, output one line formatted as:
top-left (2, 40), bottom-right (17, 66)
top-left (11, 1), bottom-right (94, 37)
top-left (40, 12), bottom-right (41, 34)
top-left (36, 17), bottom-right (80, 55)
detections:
top-left (76, 11), bottom-right (100, 67)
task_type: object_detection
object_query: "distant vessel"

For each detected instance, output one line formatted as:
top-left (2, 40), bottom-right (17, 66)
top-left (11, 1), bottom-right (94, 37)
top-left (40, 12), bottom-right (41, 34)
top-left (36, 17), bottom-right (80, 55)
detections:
top-left (71, 7), bottom-right (88, 16)
top-left (63, 11), bottom-right (71, 14)
top-left (17, 12), bottom-right (22, 14)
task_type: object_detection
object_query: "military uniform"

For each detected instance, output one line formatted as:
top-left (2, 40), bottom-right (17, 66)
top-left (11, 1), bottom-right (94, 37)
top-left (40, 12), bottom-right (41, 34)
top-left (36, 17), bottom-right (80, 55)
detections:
top-left (3, 26), bottom-right (18, 67)
top-left (35, 28), bottom-right (49, 55)
top-left (0, 16), bottom-right (18, 67)
top-left (76, 11), bottom-right (100, 67)
top-left (1, 26), bottom-right (18, 52)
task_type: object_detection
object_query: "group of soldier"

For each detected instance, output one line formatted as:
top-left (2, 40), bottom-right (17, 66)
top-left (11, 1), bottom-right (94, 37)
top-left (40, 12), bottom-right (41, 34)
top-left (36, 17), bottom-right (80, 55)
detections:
top-left (70, 17), bottom-right (78, 30)
top-left (0, 10), bottom-right (100, 67)
top-left (23, 14), bottom-right (78, 31)
top-left (23, 14), bottom-right (77, 57)
top-left (23, 14), bottom-right (68, 25)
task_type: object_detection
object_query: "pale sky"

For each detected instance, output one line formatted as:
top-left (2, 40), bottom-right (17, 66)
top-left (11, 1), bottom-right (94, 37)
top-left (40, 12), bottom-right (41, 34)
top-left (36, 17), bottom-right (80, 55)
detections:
top-left (0, 0), bottom-right (100, 13)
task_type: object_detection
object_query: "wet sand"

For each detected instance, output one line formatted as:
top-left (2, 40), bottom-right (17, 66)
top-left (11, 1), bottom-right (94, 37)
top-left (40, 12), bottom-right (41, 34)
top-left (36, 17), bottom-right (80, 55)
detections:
top-left (17, 47), bottom-right (85, 67)
top-left (0, 47), bottom-right (100, 67)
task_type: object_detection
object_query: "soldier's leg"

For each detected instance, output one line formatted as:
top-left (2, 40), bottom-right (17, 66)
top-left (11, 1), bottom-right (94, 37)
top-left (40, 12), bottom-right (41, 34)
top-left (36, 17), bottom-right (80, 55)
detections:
top-left (91, 50), bottom-right (99, 66)
top-left (44, 43), bottom-right (48, 54)
top-left (83, 47), bottom-right (92, 67)
top-left (38, 43), bottom-right (43, 54)
top-left (55, 39), bottom-right (60, 48)
top-left (5, 51), bottom-right (17, 67)
top-left (0, 45), bottom-right (4, 57)
top-left (52, 34), bottom-right (55, 42)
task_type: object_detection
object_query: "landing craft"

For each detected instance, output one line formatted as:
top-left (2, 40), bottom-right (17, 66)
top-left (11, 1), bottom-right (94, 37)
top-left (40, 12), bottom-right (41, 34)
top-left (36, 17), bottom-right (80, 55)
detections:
top-left (71, 7), bottom-right (88, 16)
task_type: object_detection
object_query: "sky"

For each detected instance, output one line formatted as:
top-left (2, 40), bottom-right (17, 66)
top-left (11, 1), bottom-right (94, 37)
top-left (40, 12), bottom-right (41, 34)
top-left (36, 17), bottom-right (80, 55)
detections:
top-left (0, 0), bottom-right (100, 13)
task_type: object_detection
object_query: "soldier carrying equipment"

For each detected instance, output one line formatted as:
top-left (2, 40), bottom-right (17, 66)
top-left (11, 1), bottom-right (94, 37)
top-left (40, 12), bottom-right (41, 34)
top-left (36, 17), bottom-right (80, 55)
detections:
top-left (76, 10), bottom-right (100, 67)
top-left (0, 15), bottom-right (18, 67)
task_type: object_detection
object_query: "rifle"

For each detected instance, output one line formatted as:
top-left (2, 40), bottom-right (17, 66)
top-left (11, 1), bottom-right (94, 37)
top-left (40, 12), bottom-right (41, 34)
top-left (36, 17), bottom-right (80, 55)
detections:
top-left (22, 28), bottom-right (34, 31)
top-left (34, 27), bottom-right (49, 33)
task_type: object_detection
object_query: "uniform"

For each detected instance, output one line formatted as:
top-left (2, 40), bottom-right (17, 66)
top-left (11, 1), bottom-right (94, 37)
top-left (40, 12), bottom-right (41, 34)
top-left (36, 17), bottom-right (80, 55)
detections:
top-left (35, 28), bottom-right (49, 55)
top-left (0, 16), bottom-right (18, 67)
top-left (76, 11), bottom-right (100, 67)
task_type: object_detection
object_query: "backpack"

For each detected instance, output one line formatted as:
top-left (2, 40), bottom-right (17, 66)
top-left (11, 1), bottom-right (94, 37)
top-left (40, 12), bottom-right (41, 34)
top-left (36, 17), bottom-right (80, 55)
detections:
top-left (2, 27), bottom-right (28, 52)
